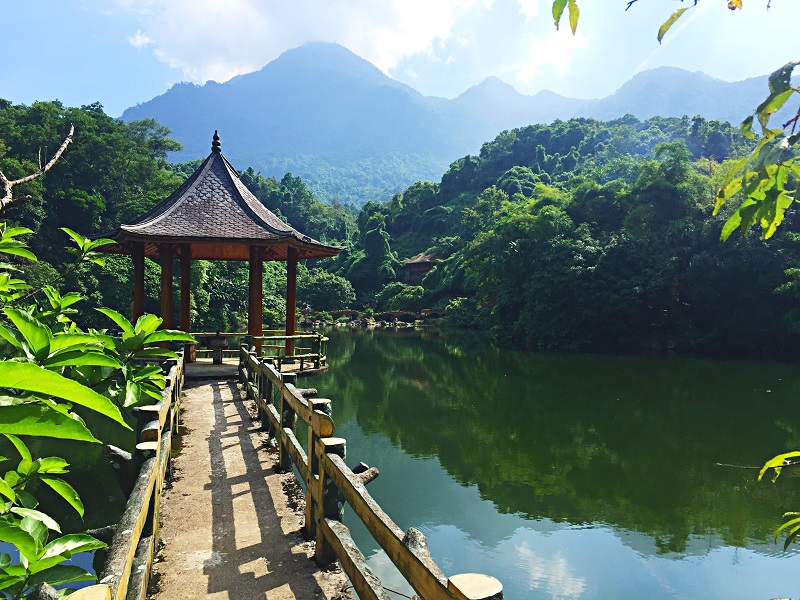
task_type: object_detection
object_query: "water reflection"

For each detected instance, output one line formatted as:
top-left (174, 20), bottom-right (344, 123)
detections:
top-left (314, 328), bottom-right (800, 599)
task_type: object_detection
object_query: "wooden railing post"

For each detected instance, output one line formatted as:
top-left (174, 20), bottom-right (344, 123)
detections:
top-left (303, 397), bottom-right (332, 540)
top-left (259, 362), bottom-right (273, 435)
top-left (268, 368), bottom-right (279, 439)
top-left (238, 345), bottom-right (247, 386)
top-left (312, 334), bottom-right (321, 369)
top-left (279, 373), bottom-right (297, 472)
top-left (256, 362), bottom-right (264, 415)
top-left (447, 574), bottom-right (503, 600)
top-left (315, 437), bottom-right (346, 566)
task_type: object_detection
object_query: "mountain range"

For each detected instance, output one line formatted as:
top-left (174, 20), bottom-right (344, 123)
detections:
top-left (121, 42), bottom-right (774, 206)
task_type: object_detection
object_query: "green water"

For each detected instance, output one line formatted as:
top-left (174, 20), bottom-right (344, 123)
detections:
top-left (312, 328), bottom-right (800, 600)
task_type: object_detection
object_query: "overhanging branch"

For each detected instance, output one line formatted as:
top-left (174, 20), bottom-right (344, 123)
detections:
top-left (0, 124), bottom-right (74, 210)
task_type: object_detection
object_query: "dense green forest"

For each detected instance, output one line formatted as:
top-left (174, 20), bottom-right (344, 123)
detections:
top-left (2, 99), bottom-right (798, 358)
top-left (340, 115), bottom-right (800, 358)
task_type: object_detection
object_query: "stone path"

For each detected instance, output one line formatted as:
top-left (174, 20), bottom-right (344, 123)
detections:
top-left (149, 379), bottom-right (351, 600)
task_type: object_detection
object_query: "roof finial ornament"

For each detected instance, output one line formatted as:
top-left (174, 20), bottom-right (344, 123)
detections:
top-left (212, 130), bottom-right (221, 153)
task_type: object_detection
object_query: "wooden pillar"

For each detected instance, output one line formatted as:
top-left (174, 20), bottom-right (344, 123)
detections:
top-left (179, 244), bottom-right (191, 333)
top-left (132, 242), bottom-right (145, 325)
top-left (285, 246), bottom-right (298, 357)
top-left (159, 243), bottom-right (173, 329)
top-left (248, 246), bottom-right (263, 355)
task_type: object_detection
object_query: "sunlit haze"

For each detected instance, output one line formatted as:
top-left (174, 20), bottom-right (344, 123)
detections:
top-left (4, 1), bottom-right (799, 116)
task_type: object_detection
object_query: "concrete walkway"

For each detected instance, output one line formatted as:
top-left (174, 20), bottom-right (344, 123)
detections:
top-left (149, 376), bottom-right (351, 599)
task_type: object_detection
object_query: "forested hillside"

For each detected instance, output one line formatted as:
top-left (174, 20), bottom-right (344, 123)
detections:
top-left (342, 115), bottom-right (800, 359)
top-left (3, 99), bottom-right (798, 359)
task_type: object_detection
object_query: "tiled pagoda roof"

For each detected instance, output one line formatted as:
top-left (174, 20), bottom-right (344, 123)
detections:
top-left (105, 132), bottom-right (342, 261)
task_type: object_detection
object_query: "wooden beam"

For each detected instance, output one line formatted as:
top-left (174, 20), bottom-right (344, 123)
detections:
top-left (132, 242), bottom-right (145, 325)
top-left (285, 246), bottom-right (298, 355)
top-left (180, 244), bottom-right (191, 333)
top-left (320, 452), bottom-right (450, 599)
top-left (159, 243), bottom-right (174, 329)
top-left (98, 457), bottom-right (157, 599)
top-left (321, 519), bottom-right (391, 600)
top-left (248, 246), bottom-right (264, 354)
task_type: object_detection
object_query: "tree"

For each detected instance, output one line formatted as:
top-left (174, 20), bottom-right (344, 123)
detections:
top-left (297, 268), bottom-right (356, 312)
top-left (554, 0), bottom-right (800, 550)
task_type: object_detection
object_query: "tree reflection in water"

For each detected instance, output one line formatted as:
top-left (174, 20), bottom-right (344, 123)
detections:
top-left (313, 328), bottom-right (800, 599)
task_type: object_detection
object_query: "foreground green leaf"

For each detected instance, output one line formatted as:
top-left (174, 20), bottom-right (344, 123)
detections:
top-left (26, 564), bottom-right (95, 587)
top-left (11, 508), bottom-right (60, 532)
top-left (0, 522), bottom-right (37, 563)
top-left (95, 308), bottom-right (134, 336)
top-left (41, 534), bottom-right (106, 560)
top-left (0, 362), bottom-right (129, 429)
top-left (0, 405), bottom-right (99, 443)
top-left (552, 0), bottom-right (567, 29)
top-left (759, 451), bottom-right (800, 483)
top-left (658, 8), bottom-right (690, 43)
top-left (40, 477), bottom-right (83, 518)
top-left (775, 513), bottom-right (800, 550)
top-left (4, 435), bottom-right (31, 463)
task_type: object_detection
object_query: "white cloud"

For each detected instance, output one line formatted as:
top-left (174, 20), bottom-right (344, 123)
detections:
top-left (515, 27), bottom-right (588, 85)
top-left (127, 29), bottom-right (153, 49)
top-left (113, 0), bottom-right (477, 84)
top-left (516, 540), bottom-right (587, 599)
top-left (123, 0), bottom-right (272, 83)
top-left (518, 0), bottom-right (542, 22)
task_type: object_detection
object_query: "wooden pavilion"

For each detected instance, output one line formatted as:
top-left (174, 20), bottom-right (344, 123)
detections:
top-left (101, 132), bottom-right (342, 354)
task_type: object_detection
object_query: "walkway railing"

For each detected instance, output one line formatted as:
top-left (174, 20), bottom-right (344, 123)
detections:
top-left (74, 355), bottom-right (184, 600)
top-left (239, 347), bottom-right (503, 600)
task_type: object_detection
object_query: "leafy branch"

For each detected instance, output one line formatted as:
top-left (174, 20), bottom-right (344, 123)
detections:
top-left (0, 435), bottom-right (107, 599)
top-left (554, 1), bottom-right (770, 42)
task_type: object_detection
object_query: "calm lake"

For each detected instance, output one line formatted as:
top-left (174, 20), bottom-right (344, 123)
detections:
top-left (312, 327), bottom-right (800, 600)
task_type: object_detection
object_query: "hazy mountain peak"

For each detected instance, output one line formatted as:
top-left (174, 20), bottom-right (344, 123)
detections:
top-left (458, 76), bottom-right (521, 99)
top-left (584, 64), bottom-right (768, 122)
top-left (271, 42), bottom-right (381, 76)
top-left (234, 41), bottom-right (414, 95)
top-left (120, 45), bottom-right (774, 206)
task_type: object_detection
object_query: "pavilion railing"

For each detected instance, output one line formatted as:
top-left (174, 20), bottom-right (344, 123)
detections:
top-left (238, 346), bottom-right (503, 600)
top-left (191, 331), bottom-right (328, 368)
top-left (257, 331), bottom-right (328, 370)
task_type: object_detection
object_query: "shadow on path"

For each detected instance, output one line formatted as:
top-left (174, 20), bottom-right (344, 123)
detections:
top-left (150, 379), bottom-right (349, 600)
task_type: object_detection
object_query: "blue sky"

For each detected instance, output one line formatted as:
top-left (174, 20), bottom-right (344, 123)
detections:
top-left (3, 1), bottom-right (799, 117)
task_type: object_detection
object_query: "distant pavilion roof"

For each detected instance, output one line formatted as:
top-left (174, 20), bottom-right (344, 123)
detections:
top-left (102, 132), bottom-right (342, 261)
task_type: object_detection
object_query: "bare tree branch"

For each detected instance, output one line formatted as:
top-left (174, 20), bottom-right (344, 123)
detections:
top-left (0, 124), bottom-right (74, 211)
